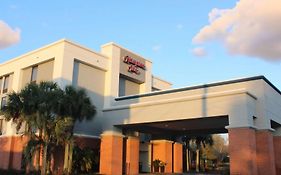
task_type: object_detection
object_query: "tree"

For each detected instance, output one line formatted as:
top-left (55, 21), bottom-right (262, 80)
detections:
top-left (57, 86), bottom-right (96, 174)
top-left (201, 134), bottom-right (229, 169)
top-left (182, 135), bottom-right (193, 172)
top-left (2, 82), bottom-right (64, 174)
top-left (182, 134), bottom-right (213, 172)
top-left (194, 134), bottom-right (213, 172)
top-left (1, 82), bottom-right (96, 174)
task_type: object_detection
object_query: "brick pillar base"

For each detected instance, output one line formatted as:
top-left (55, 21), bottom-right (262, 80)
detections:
top-left (10, 136), bottom-right (28, 170)
top-left (228, 127), bottom-right (258, 175)
top-left (99, 133), bottom-right (123, 175)
top-left (0, 136), bottom-right (13, 170)
top-left (126, 136), bottom-right (139, 175)
top-left (274, 136), bottom-right (281, 175)
top-left (152, 140), bottom-right (173, 173)
top-left (173, 142), bottom-right (183, 173)
top-left (0, 136), bottom-right (27, 170)
top-left (256, 130), bottom-right (276, 175)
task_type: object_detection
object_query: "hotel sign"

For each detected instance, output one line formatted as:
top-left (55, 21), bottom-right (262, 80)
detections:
top-left (123, 55), bottom-right (146, 75)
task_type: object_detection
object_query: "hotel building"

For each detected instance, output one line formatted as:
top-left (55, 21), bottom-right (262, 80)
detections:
top-left (0, 39), bottom-right (281, 175)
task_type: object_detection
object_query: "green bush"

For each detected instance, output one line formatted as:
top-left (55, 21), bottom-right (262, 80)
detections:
top-left (72, 146), bottom-right (99, 174)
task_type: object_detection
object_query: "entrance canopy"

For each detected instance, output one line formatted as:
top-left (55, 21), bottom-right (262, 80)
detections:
top-left (115, 115), bottom-right (229, 136)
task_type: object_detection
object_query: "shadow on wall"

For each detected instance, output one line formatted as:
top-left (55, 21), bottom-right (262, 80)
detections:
top-left (0, 135), bottom-right (27, 171)
top-left (53, 77), bottom-right (104, 137)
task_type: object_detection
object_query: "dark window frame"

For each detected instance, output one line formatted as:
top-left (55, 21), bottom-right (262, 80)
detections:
top-left (0, 119), bottom-right (3, 135)
top-left (30, 66), bottom-right (38, 83)
top-left (0, 77), bottom-right (3, 94)
top-left (1, 96), bottom-right (7, 109)
top-left (2, 75), bottom-right (9, 94)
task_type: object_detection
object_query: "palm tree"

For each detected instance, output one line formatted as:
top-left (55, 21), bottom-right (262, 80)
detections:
top-left (1, 82), bottom-right (64, 174)
top-left (35, 82), bottom-right (63, 175)
top-left (1, 84), bottom-right (42, 172)
top-left (182, 136), bottom-right (192, 172)
top-left (58, 86), bottom-right (96, 174)
top-left (194, 134), bottom-right (213, 172)
top-left (182, 134), bottom-right (213, 172)
top-left (1, 82), bottom-right (96, 174)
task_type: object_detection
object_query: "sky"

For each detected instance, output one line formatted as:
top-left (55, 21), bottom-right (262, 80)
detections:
top-left (1, 0), bottom-right (281, 89)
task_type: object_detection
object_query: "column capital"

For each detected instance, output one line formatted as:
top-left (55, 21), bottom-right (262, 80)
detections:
top-left (151, 139), bottom-right (174, 144)
top-left (225, 125), bottom-right (257, 130)
top-left (100, 131), bottom-right (124, 138)
top-left (127, 136), bottom-right (139, 140)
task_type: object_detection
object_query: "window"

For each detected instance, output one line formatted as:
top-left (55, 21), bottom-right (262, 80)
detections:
top-left (0, 119), bottom-right (3, 135)
top-left (0, 77), bottom-right (2, 94)
top-left (119, 77), bottom-right (126, 97)
top-left (31, 66), bottom-right (38, 83)
top-left (1, 96), bottom-right (7, 109)
top-left (3, 75), bottom-right (9, 93)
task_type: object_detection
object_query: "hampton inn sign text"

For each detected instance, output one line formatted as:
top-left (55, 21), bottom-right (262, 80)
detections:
top-left (123, 56), bottom-right (146, 75)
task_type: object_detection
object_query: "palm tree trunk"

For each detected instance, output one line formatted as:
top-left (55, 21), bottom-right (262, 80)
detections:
top-left (46, 159), bottom-right (50, 174)
top-left (35, 129), bottom-right (43, 171)
top-left (186, 148), bottom-right (190, 171)
top-left (67, 142), bottom-right (74, 174)
top-left (42, 142), bottom-right (48, 175)
top-left (203, 158), bottom-right (206, 172)
top-left (63, 143), bottom-right (69, 172)
top-left (196, 149), bottom-right (200, 172)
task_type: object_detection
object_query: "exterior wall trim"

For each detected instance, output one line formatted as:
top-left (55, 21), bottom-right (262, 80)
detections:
top-left (21, 57), bottom-right (55, 70)
top-left (115, 76), bottom-right (281, 101)
top-left (104, 89), bottom-right (256, 111)
top-left (73, 133), bottom-right (100, 139)
top-left (0, 39), bottom-right (108, 68)
top-left (152, 75), bottom-right (172, 86)
top-left (74, 58), bottom-right (107, 72)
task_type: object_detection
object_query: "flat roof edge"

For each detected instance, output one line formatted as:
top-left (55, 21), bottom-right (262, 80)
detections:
top-left (116, 76), bottom-right (281, 101)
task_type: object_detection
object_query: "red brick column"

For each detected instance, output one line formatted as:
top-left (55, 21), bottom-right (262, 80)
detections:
top-left (10, 136), bottom-right (28, 170)
top-left (152, 140), bottom-right (173, 173)
top-left (256, 130), bottom-right (276, 175)
top-left (100, 133), bottom-right (123, 175)
top-left (126, 136), bottom-right (139, 175)
top-left (0, 136), bottom-right (13, 169)
top-left (173, 142), bottom-right (183, 173)
top-left (228, 127), bottom-right (258, 175)
top-left (0, 136), bottom-right (28, 170)
top-left (274, 136), bottom-right (281, 175)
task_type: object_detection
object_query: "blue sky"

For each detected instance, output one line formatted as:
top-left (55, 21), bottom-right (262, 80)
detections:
top-left (1, 0), bottom-right (280, 89)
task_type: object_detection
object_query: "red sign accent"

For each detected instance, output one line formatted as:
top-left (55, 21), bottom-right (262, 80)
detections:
top-left (123, 56), bottom-right (146, 74)
top-left (128, 65), bottom-right (140, 74)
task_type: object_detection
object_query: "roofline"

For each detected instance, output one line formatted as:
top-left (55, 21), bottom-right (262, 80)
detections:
top-left (115, 75), bottom-right (281, 101)
top-left (101, 42), bottom-right (153, 63)
top-left (0, 38), bottom-right (108, 67)
top-left (0, 39), bottom-right (65, 67)
top-left (152, 75), bottom-right (173, 85)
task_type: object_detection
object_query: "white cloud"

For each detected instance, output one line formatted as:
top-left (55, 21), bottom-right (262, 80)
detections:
top-left (152, 45), bottom-right (161, 52)
top-left (193, 0), bottom-right (281, 61)
top-left (176, 24), bottom-right (184, 30)
top-left (0, 20), bottom-right (21, 49)
top-left (192, 47), bottom-right (207, 57)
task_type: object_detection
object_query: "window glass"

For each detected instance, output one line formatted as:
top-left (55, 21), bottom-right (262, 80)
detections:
top-left (3, 76), bottom-right (9, 93)
top-left (0, 77), bottom-right (2, 93)
top-left (0, 119), bottom-right (3, 135)
top-left (119, 76), bottom-right (126, 97)
top-left (31, 66), bottom-right (38, 82)
top-left (1, 96), bottom-right (7, 109)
